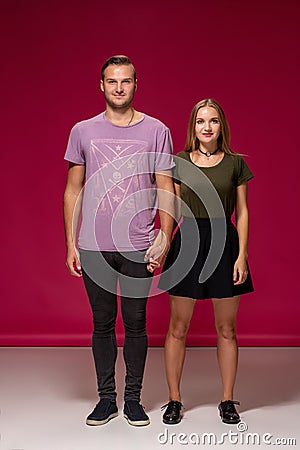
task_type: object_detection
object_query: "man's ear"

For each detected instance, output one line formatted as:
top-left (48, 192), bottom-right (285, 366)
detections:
top-left (100, 80), bottom-right (104, 92)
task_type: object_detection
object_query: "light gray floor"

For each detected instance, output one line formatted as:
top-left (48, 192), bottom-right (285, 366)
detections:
top-left (0, 347), bottom-right (299, 450)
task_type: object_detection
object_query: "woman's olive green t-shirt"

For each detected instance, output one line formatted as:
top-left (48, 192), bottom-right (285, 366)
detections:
top-left (173, 151), bottom-right (254, 219)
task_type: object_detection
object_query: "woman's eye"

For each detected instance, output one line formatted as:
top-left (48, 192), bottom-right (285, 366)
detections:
top-left (212, 119), bottom-right (219, 124)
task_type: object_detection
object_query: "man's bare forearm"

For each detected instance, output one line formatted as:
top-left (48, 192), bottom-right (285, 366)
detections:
top-left (63, 189), bottom-right (82, 248)
top-left (63, 163), bottom-right (85, 250)
top-left (156, 171), bottom-right (175, 244)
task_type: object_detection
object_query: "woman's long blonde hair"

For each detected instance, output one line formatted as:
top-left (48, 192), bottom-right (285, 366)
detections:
top-left (184, 98), bottom-right (241, 156)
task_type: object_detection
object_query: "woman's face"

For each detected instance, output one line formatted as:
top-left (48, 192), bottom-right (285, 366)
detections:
top-left (195, 106), bottom-right (221, 147)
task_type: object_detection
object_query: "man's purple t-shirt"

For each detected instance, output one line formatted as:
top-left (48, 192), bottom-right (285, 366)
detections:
top-left (64, 112), bottom-right (174, 251)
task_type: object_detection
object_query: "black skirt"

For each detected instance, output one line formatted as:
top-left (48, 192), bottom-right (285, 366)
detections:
top-left (158, 217), bottom-right (254, 299)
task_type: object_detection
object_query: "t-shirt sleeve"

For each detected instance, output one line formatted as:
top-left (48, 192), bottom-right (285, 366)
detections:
top-left (154, 127), bottom-right (175, 172)
top-left (235, 157), bottom-right (254, 186)
top-left (64, 124), bottom-right (85, 165)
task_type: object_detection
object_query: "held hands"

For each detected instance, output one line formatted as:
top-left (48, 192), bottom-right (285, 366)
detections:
top-left (233, 256), bottom-right (248, 285)
top-left (144, 230), bottom-right (170, 273)
top-left (66, 246), bottom-right (82, 277)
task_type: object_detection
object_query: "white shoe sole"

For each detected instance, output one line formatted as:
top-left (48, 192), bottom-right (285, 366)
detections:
top-left (86, 412), bottom-right (118, 426)
top-left (124, 414), bottom-right (150, 427)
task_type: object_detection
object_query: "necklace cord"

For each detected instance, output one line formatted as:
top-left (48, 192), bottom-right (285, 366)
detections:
top-left (198, 147), bottom-right (219, 157)
top-left (127, 108), bottom-right (135, 126)
top-left (104, 108), bottom-right (135, 126)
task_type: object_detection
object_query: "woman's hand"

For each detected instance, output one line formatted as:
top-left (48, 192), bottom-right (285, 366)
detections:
top-left (233, 256), bottom-right (248, 285)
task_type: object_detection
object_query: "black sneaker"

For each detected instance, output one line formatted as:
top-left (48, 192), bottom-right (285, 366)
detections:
top-left (123, 400), bottom-right (150, 426)
top-left (218, 400), bottom-right (241, 424)
top-left (86, 398), bottom-right (118, 426)
top-left (161, 400), bottom-right (183, 425)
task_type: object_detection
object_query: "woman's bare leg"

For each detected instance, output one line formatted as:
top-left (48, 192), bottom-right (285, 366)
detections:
top-left (212, 295), bottom-right (240, 401)
top-left (164, 295), bottom-right (196, 401)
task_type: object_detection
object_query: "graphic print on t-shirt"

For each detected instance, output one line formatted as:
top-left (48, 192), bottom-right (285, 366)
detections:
top-left (88, 138), bottom-right (152, 219)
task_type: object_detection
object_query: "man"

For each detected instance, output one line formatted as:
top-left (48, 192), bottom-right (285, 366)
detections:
top-left (63, 55), bottom-right (174, 426)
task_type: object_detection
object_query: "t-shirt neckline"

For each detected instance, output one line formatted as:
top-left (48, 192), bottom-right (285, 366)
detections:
top-left (188, 151), bottom-right (226, 169)
top-left (102, 111), bottom-right (145, 128)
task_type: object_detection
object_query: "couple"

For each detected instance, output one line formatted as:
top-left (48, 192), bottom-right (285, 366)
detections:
top-left (63, 55), bottom-right (254, 427)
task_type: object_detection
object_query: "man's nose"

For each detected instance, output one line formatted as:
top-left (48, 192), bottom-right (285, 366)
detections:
top-left (115, 82), bottom-right (123, 93)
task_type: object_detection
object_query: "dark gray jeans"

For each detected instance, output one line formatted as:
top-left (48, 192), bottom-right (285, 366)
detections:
top-left (80, 249), bottom-right (153, 402)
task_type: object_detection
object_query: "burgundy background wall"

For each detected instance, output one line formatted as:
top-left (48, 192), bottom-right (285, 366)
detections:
top-left (1, 0), bottom-right (299, 346)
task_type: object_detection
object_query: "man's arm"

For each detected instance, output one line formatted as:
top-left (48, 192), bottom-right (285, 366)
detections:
top-left (63, 162), bottom-right (85, 277)
top-left (145, 169), bottom-right (175, 272)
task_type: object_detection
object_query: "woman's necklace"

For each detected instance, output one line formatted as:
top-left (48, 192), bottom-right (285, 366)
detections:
top-left (191, 149), bottom-right (223, 167)
top-left (198, 147), bottom-right (219, 158)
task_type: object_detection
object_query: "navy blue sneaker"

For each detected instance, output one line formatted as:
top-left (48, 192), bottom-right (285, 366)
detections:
top-left (123, 400), bottom-right (150, 426)
top-left (86, 398), bottom-right (118, 426)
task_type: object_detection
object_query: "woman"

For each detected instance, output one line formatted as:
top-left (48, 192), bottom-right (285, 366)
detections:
top-left (158, 98), bottom-right (254, 425)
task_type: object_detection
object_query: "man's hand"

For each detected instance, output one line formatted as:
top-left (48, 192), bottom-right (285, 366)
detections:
top-left (66, 246), bottom-right (82, 277)
top-left (144, 230), bottom-right (170, 273)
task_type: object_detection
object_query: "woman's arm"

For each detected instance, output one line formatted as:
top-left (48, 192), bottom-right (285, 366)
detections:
top-left (174, 182), bottom-right (181, 223)
top-left (233, 182), bottom-right (249, 285)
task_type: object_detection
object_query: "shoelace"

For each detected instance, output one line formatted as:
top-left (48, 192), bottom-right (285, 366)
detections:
top-left (221, 400), bottom-right (240, 413)
top-left (161, 400), bottom-right (183, 411)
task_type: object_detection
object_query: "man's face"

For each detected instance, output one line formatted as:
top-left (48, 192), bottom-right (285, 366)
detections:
top-left (101, 64), bottom-right (136, 109)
